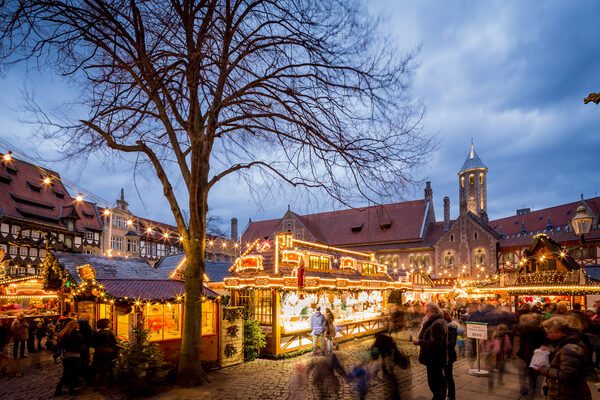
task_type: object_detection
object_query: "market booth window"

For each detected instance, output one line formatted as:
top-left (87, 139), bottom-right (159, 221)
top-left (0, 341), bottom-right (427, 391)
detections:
top-left (146, 303), bottom-right (182, 341)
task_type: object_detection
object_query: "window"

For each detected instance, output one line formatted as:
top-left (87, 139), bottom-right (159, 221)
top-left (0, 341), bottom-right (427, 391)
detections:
top-left (19, 246), bottom-right (28, 257)
top-left (474, 232), bottom-right (478, 240)
top-left (392, 255), bottom-right (399, 267)
top-left (1, 223), bottom-right (9, 234)
top-left (111, 236), bottom-right (123, 251)
top-left (65, 237), bottom-right (72, 248)
top-left (469, 174), bottom-right (474, 185)
top-left (140, 240), bottom-right (147, 256)
top-left (254, 290), bottom-right (272, 325)
top-left (450, 234), bottom-right (454, 242)
top-left (157, 243), bottom-right (165, 257)
top-left (21, 230), bottom-right (29, 238)
top-left (67, 220), bottom-right (74, 231)
top-left (233, 289), bottom-right (252, 308)
top-left (479, 174), bottom-right (484, 185)
top-left (309, 255), bottom-right (320, 270)
top-left (39, 249), bottom-right (46, 258)
top-left (362, 263), bottom-right (376, 274)
top-left (94, 232), bottom-right (100, 241)
top-left (116, 310), bottom-right (130, 341)
top-left (415, 255), bottom-right (422, 266)
top-left (84, 249), bottom-right (94, 255)
top-left (127, 239), bottom-right (138, 252)
top-left (115, 216), bottom-right (122, 228)
top-left (147, 304), bottom-right (182, 341)
top-left (31, 230), bottom-right (40, 239)
top-left (409, 254), bottom-right (415, 266)
top-left (85, 232), bottom-right (94, 241)
top-left (202, 301), bottom-right (218, 335)
top-left (423, 254), bottom-right (430, 267)
top-left (11, 225), bottom-right (19, 236)
top-left (30, 248), bottom-right (38, 258)
top-left (58, 234), bottom-right (64, 242)
top-left (461, 176), bottom-right (465, 188)
top-left (503, 252), bottom-right (514, 262)
top-left (443, 251), bottom-right (454, 267)
top-left (473, 249), bottom-right (486, 265)
top-left (54, 191), bottom-right (65, 199)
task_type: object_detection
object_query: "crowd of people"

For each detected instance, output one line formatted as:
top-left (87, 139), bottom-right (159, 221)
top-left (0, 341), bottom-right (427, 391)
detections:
top-left (0, 311), bottom-right (117, 396)
top-left (300, 298), bottom-right (600, 400)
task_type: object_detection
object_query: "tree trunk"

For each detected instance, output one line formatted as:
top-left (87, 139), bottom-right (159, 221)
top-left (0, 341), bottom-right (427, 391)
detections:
top-left (176, 230), bottom-right (209, 386)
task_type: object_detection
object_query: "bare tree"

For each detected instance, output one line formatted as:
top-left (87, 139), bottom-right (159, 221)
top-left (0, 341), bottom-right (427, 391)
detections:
top-left (0, 0), bottom-right (433, 385)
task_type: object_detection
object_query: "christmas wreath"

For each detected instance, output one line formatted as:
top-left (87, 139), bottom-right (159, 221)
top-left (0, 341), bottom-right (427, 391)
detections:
top-left (226, 325), bottom-right (239, 338)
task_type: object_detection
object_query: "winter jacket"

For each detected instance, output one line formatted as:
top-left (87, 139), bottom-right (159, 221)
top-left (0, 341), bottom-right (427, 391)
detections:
top-left (538, 332), bottom-right (591, 400)
top-left (417, 313), bottom-right (448, 367)
top-left (516, 321), bottom-right (546, 364)
top-left (447, 320), bottom-right (458, 364)
top-left (92, 329), bottom-right (117, 359)
top-left (11, 318), bottom-right (28, 340)
top-left (60, 329), bottom-right (84, 358)
top-left (310, 311), bottom-right (326, 335)
top-left (325, 312), bottom-right (335, 339)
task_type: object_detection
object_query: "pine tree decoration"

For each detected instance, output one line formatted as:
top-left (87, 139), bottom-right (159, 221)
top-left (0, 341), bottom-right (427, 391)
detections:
top-left (114, 324), bottom-right (170, 395)
top-left (243, 316), bottom-right (266, 361)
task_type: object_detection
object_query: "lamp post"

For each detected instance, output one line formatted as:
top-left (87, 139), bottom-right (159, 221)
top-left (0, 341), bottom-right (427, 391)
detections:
top-left (570, 196), bottom-right (594, 268)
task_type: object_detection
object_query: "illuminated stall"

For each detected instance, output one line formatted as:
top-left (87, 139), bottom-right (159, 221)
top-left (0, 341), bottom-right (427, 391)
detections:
top-left (0, 275), bottom-right (59, 317)
top-left (44, 252), bottom-right (220, 363)
top-left (224, 233), bottom-right (410, 355)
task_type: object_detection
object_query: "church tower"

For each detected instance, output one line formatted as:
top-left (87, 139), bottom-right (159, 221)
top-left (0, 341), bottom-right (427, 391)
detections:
top-left (458, 141), bottom-right (488, 220)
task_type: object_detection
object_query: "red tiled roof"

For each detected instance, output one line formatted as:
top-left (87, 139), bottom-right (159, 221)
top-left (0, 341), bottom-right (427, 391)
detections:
top-left (241, 200), bottom-right (429, 246)
top-left (490, 197), bottom-right (600, 240)
top-left (0, 158), bottom-right (102, 232)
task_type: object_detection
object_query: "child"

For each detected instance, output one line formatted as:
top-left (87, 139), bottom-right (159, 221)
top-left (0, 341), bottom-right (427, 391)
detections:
top-left (456, 326), bottom-right (466, 357)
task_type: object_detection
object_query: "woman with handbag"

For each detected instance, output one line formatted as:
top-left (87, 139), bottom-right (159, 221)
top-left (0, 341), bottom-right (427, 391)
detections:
top-left (55, 321), bottom-right (83, 396)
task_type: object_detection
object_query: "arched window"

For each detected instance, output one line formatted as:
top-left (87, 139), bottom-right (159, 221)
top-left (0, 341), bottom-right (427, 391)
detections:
top-left (416, 255), bottom-right (422, 267)
top-left (479, 173), bottom-right (484, 185)
top-left (443, 251), bottom-right (454, 267)
top-left (469, 174), bottom-right (474, 185)
top-left (392, 255), bottom-right (399, 267)
top-left (461, 176), bottom-right (465, 188)
top-left (409, 254), bottom-right (415, 266)
top-left (423, 254), bottom-right (430, 267)
top-left (473, 249), bottom-right (486, 265)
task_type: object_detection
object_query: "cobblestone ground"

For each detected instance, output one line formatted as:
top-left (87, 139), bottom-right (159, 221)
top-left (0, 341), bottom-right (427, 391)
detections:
top-left (0, 331), bottom-right (464, 400)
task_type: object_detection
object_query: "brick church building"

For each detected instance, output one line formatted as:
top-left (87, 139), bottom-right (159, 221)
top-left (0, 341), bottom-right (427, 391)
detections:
top-left (241, 144), bottom-right (600, 279)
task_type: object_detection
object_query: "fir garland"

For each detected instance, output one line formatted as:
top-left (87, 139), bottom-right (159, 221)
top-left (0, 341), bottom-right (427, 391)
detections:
top-left (224, 344), bottom-right (237, 358)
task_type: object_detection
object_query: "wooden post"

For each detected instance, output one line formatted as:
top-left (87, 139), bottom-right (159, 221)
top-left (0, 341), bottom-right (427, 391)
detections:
top-left (272, 291), bottom-right (280, 355)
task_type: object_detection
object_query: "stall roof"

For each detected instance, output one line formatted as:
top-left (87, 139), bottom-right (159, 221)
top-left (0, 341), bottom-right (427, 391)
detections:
top-left (154, 253), bottom-right (233, 283)
top-left (97, 279), bottom-right (217, 299)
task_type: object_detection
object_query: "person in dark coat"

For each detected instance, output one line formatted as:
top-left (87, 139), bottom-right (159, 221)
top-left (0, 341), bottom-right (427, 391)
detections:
top-left (77, 313), bottom-right (93, 383)
top-left (26, 318), bottom-right (37, 353)
top-left (515, 313), bottom-right (546, 399)
top-left (414, 303), bottom-right (448, 400)
top-left (10, 313), bottom-right (28, 359)
top-left (443, 309), bottom-right (457, 400)
top-left (55, 321), bottom-right (83, 396)
top-left (92, 318), bottom-right (117, 389)
top-left (534, 316), bottom-right (591, 400)
top-left (33, 318), bottom-right (46, 351)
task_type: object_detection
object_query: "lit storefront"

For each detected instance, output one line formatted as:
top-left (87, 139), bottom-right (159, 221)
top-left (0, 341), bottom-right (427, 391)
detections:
top-left (0, 275), bottom-right (59, 318)
top-left (224, 233), bottom-right (410, 355)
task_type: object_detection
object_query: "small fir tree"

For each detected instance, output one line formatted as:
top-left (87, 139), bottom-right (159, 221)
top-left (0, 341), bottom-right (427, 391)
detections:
top-left (243, 316), bottom-right (266, 361)
top-left (113, 323), bottom-right (170, 395)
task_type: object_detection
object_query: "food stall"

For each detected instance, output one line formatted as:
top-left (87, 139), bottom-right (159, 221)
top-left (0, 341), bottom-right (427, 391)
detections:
top-left (224, 232), bottom-right (411, 355)
top-left (0, 274), bottom-right (60, 331)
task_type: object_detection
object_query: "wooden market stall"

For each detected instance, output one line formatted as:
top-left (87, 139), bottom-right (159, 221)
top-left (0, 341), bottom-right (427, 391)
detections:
top-left (223, 232), bottom-right (410, 355)
top-left (43, 251), bottom-right (220, 363)
top-left (468, 234), bottom-right (600, 309)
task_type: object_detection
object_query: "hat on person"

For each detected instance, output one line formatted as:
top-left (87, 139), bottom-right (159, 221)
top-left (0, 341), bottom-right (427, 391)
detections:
top-left (587, 308), bottom-right (596, 313)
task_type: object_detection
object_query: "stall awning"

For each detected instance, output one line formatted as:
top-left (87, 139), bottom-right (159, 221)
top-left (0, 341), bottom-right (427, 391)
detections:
top-left (98, 279), bottom-right (218, 300)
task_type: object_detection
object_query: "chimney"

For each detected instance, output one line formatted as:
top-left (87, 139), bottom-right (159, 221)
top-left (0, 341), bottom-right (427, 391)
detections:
top-left (424, 181), bottom-right (433, 203)
top-left (443, 196), bottom-right (450, 231)
top-left (231, 217), bottom-right (238, 241)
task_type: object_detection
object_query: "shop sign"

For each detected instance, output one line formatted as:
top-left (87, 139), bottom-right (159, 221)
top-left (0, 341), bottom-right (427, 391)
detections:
top-left (77, 265), bottom-right (96, 281)
top-left (340, 257), bottom-right (356, 270)
top-left (237, 256), bottom-right (263, 271)
top-left (282, 250), bottom-right (303, 265)
top-left (466, 322), bottom-right (488, 340)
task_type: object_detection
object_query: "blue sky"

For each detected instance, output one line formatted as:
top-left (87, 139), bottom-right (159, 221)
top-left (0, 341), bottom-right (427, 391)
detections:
top-left (1, 1), bottom-right (599, 237)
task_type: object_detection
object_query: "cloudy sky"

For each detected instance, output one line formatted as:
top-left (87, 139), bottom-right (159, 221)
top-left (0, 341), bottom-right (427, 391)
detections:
top-left (1, 1), bottom-right (599, 237)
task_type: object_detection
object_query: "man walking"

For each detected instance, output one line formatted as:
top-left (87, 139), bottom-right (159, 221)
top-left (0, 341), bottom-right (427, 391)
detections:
top-left (11, 313), bottom-right (29, 359)
top-left (414, 303), bottom-right (448, 400)
top-left (311, 306), bottom-right (326, 355)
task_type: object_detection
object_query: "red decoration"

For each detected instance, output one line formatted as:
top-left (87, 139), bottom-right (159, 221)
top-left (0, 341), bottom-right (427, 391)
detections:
top-left (258, 239), bottom-right (271, 252)
top-left (297, 260), bottom-right (305, 288)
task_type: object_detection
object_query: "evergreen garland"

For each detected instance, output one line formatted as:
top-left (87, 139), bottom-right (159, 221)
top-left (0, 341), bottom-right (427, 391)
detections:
top-left (41, 250), bottom-right (75, 291)
top-left (224, 344), bottom-right (237, 358)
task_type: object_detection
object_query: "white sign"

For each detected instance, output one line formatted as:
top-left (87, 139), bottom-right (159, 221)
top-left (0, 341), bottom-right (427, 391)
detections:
top-left (466, 322), bottom-right (488, 340)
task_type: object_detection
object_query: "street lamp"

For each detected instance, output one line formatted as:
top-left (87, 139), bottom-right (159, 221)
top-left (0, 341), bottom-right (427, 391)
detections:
top-left (570, 196), bottom-right (594, 267)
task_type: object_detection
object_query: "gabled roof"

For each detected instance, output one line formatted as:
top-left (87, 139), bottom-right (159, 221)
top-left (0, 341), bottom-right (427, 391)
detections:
top-left (523, 234), bottom-right (580, 271)
top-left (242, 200), bottom-right (429, 247)
top-left (459, 144), bottom-right (487, 173)
top-left (0, 158), bottom-right (102, 232)
top-left (491, 196), bottom-right (600, 245)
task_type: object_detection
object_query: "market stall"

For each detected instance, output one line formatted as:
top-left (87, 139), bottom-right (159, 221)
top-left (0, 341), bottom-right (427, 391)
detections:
top-left (224, 232), bottom-right (410, 355)
top-left (43, 251), bottom-right (220, 363)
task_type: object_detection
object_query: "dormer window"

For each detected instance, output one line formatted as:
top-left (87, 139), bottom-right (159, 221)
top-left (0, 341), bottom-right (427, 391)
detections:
top-left (351, 223), bottom-right (363, 232)
top-left (6, 168), bottom-right (17, 175)
top-left (54, 191), bottom-right (65, 199)
top-left (27, 182), bottom-right (41, 192)
top-left (67, 220), bottom-right (74, 231)
top-left (379, 222), bottom-right (392, 230)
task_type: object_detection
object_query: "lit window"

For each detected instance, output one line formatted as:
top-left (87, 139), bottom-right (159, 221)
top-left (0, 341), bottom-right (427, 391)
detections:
top-left (469, 175), bottom-right (474, 185)
top-left (479, 174), bottom-right (484, 185)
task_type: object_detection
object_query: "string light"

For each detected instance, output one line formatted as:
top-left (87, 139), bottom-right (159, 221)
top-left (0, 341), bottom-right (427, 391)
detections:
top-left (127, 219), bottom-right (133, 226)
top-left (2, 151), bottom-right (11, 161)
top-left (43, 177), bottom-right (52, 184)
top-left (76, 193), bottom-right (83, 202)
top-left (103, 209), bottom-right (111, 216)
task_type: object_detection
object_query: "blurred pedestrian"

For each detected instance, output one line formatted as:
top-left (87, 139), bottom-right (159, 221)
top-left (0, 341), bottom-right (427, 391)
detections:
top-left (414, 303), bottom-right (447, 400)
top-left (286, 362), bottom-right (307, 400)
top-left (484, 324), bottom-right (511, 392)
top-left (33, 317), bottom-right (46, 351)
top-left (347, 351), bottom-right (374, 400)
top-left (310, 306), bottom-right (326, 355)
top-left (55, 321), bottom-right (83, 396)
top-left (324, 308), bottom-right (335, 355)
top-left (307, 353), bottom-right (345, 400)
top-left (78, 313), bottom-right (93, 383)
top-left (10, 313), bottom-right (28, 359)
top-left (443, 309), bottom-right (457, 400)
top-left (515, 313), bottom-right (546, 399)
top-left (92, 318), bottom-right (117, 390)
top-left (534, 316), bottom-right (591, 400)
